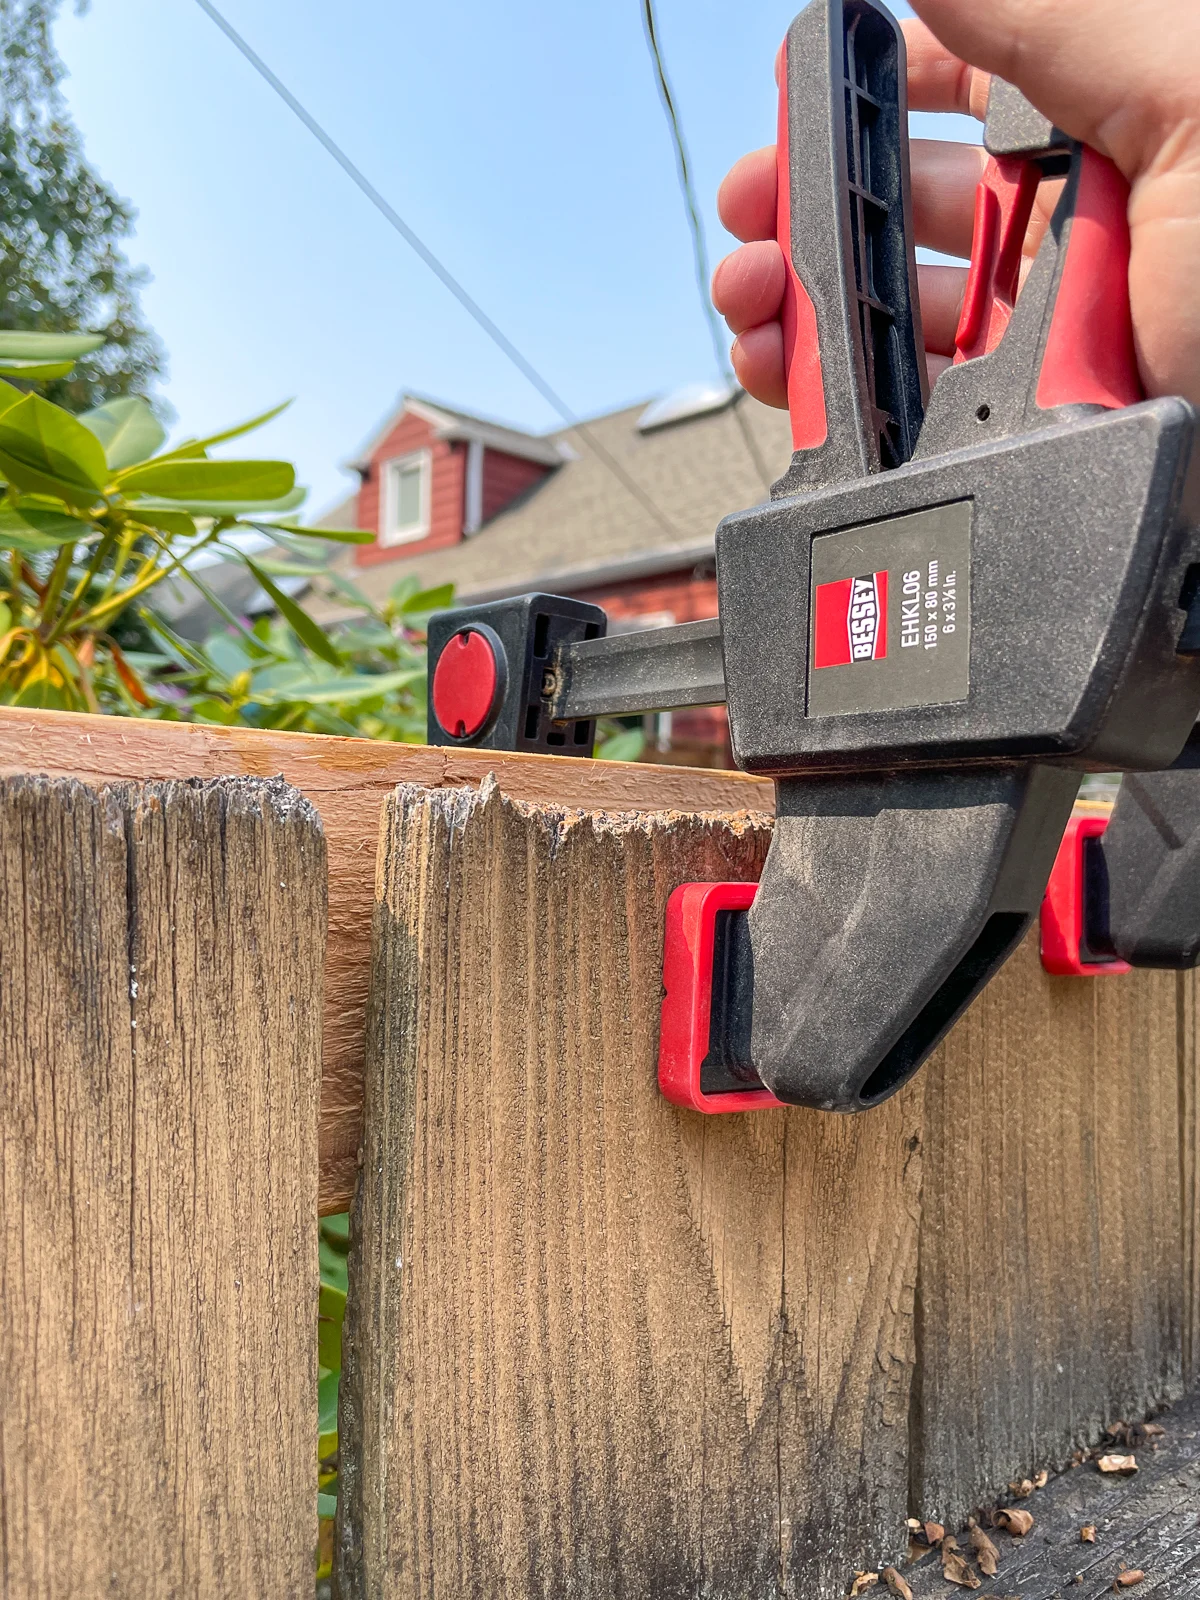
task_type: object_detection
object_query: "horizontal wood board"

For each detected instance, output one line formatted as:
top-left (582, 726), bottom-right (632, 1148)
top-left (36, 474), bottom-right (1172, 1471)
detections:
top-left (0, 707), bottom-right (770, 1211)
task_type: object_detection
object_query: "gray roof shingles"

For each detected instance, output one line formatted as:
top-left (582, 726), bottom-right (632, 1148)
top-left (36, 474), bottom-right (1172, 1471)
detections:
top-left (307, 393), bottom-right (794, 618)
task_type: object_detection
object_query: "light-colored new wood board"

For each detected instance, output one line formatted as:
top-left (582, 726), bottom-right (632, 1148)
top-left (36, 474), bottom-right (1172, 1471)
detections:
top-left (0, 706), bottom-right (770, 1211)
top-left (913, 935), bottom-right (1183, 1527)
top-left (337, 780), bottom-right (923, 1600)
top-left (0, 775), bottom-right (324, 1597)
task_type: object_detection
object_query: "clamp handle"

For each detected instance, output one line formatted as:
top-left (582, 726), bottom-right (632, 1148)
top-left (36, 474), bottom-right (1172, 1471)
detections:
top-left (916, 81), bottom-right (1142, 457)
top-left (774, 0), bottom-right (928, 492)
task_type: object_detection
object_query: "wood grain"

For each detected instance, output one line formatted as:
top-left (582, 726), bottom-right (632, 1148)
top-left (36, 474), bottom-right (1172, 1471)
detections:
top-left (0, 707), bottom-right (770, 1211)
top-left (913, 935), bottom-right (1183, 1528)
top-left (1180, 971), bottom-right (1200, 1389)
top-left (0, 775), bottom-right (324, 1597)
top-left (337, 780), bottom-right (924, 1600)
top-left (908, 1384), bottom-right (1200, 1599)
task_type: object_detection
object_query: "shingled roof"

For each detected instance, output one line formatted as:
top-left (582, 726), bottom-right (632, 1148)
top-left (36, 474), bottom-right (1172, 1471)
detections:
top-left (309, 389), bottom-right (794, 617)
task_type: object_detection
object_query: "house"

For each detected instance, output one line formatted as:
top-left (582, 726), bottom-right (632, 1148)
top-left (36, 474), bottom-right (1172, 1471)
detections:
top-left (311, 384), bottom-right (794, 764)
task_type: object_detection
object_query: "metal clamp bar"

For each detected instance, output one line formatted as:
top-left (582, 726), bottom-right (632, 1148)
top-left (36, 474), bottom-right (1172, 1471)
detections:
top-left (550, 618), bottom-right (727, 721)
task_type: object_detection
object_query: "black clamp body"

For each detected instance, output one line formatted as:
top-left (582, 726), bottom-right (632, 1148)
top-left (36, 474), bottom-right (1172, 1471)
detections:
top-left (702, 0), bottom-right (1200, 1111)
top-left (1075, 729), bottom-right (1200, 970)
top-left (427, 593), bottom-right (606, 756)
top-left (425, 0), bottom-right (1200, 1114)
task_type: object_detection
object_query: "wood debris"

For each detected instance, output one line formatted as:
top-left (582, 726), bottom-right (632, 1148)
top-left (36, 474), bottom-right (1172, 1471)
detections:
top-left (1107, 1418), bottom-right (1163, 1449)
top-left (1080, 1525), bottom-right (1097, 1543)
top-left (1097, 1454), bottom-right (1138, 1474)
top-left (849, 1572), bottom-right (879, 1596)
top-left (941, 1546), bottom-right (981, 1589)
top-left (995, 1508), bottom-right (1035, 1536)
top-left (967, 1522), bottom-right (1000, 1577)
top-left (1114, 1570), bottom-right (1145, 1589)
top-left (882, 1566), bottom-right (913, 1599)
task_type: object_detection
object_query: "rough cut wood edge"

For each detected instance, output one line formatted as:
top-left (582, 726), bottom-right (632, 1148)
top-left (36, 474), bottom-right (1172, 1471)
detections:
top-left (337, 778), bottom-right (922, 1600)
top-left (0, 775), bottom-right (324, 1597)
top-left (0, 706), bottom-right (770, 1212)
top-left (912, 936), bottom-right (1183, 1528)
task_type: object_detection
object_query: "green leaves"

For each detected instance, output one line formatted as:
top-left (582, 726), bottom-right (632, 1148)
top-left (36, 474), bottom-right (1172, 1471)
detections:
top-left (253, 518), bottom-right (372, 544)
top-left (117, 457), bottom-right (295, 502)
top-left (244, 557), bottom-right (342, 666)
top-left (0, 394), bottom-right (109, 507)
top-left (0, 380), bottom-right (26, 419)
top-left (130, 486), bottom-right (307, 518)
top-left (0, 358), bottom-right (76, 381)
top-left (0, 331), bottom-right (105, 360)
top-left (0, 331), bottom-right (105, 382)
top-left (597, 725), bottom-right (647, 763)
top-left (154, 401), bottom-right (292, 465)
top-left (318, 1280), bottom-right (346, 1371)
top-left (399, 581), bottom-right (454, 614)
top-left (0, 503), bottom-right (94, 552)
top-left (128, 506), bottom-right (197, 540)
top-left (258, 669), bottom-right (425, 705)
top-left (80, 396), bottom-right (166, 470)
top-left (318, 1368), bottom-right (340, 1461)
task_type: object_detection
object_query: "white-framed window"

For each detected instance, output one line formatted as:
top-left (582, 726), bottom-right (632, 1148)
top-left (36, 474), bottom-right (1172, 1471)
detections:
top-left (380, 450), bottom-right (431, 545)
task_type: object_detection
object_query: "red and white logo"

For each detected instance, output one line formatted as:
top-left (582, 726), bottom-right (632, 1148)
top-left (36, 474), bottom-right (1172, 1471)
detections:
top-left (813, 571), bottom-right (888, 669)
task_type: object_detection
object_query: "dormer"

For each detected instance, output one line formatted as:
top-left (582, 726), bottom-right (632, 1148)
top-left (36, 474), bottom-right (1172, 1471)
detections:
top-left (348, 394), bottom-right (562, 568)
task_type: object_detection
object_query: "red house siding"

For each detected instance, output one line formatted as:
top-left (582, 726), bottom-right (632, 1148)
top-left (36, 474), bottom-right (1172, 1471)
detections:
top-left (576, 569), bottom-right (717, 625)
top-left (354, 412), bottom-right (467, 568)
top-left (481, 451), bottom-right (552, 524)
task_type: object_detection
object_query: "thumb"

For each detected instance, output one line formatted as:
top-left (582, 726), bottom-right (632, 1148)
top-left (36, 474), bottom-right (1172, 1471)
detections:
top-left (906, 0), bottom-right (1200, 176)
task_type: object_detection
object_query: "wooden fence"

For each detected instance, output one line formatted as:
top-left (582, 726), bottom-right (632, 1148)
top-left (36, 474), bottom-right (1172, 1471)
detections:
top-left (0, 705), bottom-right (1195, 1598)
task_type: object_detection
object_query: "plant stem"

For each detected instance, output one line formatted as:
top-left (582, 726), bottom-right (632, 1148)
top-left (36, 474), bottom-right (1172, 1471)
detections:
top-left (45, 529), bottom-right (118, 646)
top-left (37, 545), bottom-right (75, 636)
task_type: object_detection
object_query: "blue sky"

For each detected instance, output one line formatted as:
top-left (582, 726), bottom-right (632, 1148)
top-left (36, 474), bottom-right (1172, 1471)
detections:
top-left (56, 0), bottom-right (977, 517)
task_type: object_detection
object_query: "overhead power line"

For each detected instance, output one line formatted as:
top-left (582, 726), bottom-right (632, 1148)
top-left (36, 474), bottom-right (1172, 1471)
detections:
top-left (640, 0), bottom-right (773, 492)
top-left (191, 0), bottom-right (681, 540)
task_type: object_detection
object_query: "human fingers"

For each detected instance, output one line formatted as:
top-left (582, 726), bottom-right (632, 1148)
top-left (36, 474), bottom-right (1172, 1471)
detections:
top-left (724, 263), bottom-right (967, 411)
top-left (712, 241), bottom-right (785, 336)
top-left (901, 17), bottom-right (990, 119)
top-left (918, 263), bottom-right (968, 357)
top-left (910, 0), bottom-right (1200, 403)
top-left (906, 0), bottom-right (1200, 170)
top-left (717, 146), bottom-right (777, 244)
top-left (910, 138), bottom-right (987, 260)
top-left (730, 323), bottom-right (788, 411)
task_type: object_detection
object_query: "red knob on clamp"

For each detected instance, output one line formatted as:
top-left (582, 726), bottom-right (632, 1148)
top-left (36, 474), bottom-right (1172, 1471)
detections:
top-left (430, 625), bottom-right (506, 742)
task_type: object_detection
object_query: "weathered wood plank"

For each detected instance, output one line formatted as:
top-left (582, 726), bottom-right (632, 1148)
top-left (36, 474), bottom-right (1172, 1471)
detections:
top-left (1180, 971), bottom-right (1200, 1391)
top-left (0, 706), bottom-right (770, 1211)
top-left (913, 935), bottom-right (1183, 1528)
top-left (907, 1386), bottom-right (1200, 1599)
top-left (0, 775), bottom-right (324, 1597)
top-left (338, 779), bottom-right (923, 1600)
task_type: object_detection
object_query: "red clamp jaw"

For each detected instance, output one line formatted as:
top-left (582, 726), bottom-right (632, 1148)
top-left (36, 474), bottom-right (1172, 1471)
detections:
top-left (658, 883), bottom-right (785, 1114)
top-left (1039, 812), bottom-right (1131, 977)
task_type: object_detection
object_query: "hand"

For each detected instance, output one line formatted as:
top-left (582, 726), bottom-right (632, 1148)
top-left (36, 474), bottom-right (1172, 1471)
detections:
top-left (711, 0), bottom-right (1200, 412)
